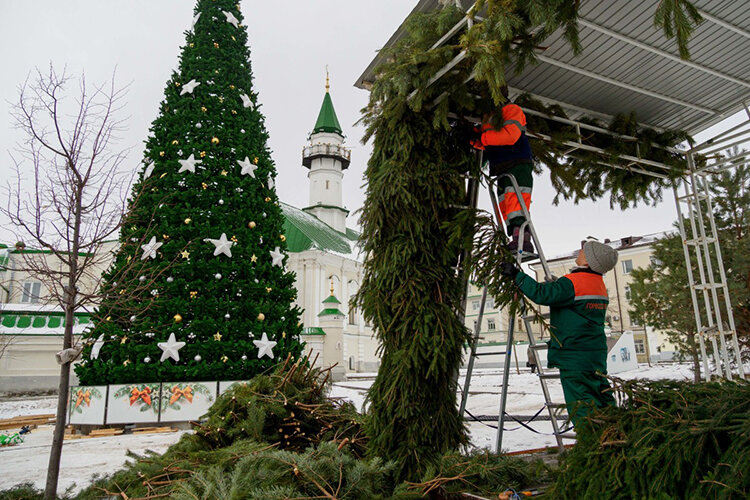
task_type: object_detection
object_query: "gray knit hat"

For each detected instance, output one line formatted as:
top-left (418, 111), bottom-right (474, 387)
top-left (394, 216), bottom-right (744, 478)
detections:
top-left (583, 241), bottom-right (618, 274)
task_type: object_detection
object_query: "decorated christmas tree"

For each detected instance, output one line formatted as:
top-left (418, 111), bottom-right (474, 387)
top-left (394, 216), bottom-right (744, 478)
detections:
top-left (75, 0), bottom-right (303, 385)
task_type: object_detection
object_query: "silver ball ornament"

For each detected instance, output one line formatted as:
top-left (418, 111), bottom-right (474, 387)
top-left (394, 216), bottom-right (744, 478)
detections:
top-left (167, 277), bottom-right (174, 283)
top-left (224, 313), bottom-right (230, 319)
top-left (194, 354), bottom-right (202, 362)
top-left (214, 273), bottom-right (222, 280)
top-left (144, 356), bottom-right (151, 363)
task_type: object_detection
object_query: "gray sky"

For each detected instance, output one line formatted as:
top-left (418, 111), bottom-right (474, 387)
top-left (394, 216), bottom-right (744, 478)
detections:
top-left (0, 1), bottom-right (744, 257)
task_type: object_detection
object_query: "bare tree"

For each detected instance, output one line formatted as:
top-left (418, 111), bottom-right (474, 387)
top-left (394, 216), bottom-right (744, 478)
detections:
top-left (1, 65), bottom-right (136, 500)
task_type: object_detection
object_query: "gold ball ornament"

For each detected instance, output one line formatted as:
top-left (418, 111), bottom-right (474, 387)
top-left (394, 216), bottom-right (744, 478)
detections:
top-left (123, 360), bottom-right (131, 366)
top-left (201, 106), bottom-right (207, 113)
top-left (248, 221), bottom-right (256, 229)
top-left (221, 355), bottom-right (229, 363)
top-left (257, 313), bottom-right (265, 321)
top-left (163, 234), bottom-right (169, 240)
top-left (184, 218), bottom-right (192, 224)
top-left (213, 42), bottom-right (220, 48)
top-left (171, 140), bottom-right (179, 145)
top-left (202, 182), bottom-right (208, 190)
top-left (265, 197), bottom-right (271, 202)
top-left (231, 109), bottom-right (237, 115)
top-left (189, 43), bottom-right (194, 48)
top-left (159, 151), bottom-right (165, 157)
top-left (174, 314), bottom-right (183, 323)
top-left (229, 84), bottom-right (235, 89)
top-left (175, 82), bottom-right (181, 87)
top-left (211, 137), bottom-right (219, 145)
top-left (280, 234), bottom-right (286, 242)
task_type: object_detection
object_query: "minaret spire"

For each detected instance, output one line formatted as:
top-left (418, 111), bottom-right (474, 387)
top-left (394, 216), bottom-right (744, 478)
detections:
top-left (325, 65), bottom-right (330, 93)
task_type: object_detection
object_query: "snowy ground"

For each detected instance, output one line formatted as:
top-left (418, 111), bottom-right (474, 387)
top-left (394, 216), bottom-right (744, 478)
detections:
top-left (0, 362), bottom-right (695, 495)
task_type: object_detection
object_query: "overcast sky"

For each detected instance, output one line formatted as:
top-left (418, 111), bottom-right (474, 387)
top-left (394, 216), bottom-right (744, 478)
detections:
top-left (0, 1), bottom-right (744, 258)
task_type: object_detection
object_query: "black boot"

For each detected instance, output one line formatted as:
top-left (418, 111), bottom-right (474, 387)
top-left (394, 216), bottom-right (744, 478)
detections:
top-left (521, 227), bottom-right (535, 253)
top-left (508, 227), bottom-right (520, 252)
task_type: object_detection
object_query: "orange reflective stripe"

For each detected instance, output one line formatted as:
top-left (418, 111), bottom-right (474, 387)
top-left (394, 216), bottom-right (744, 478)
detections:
top-left (497, 192), bottom-right (532, 220)
top-left (566, 272), bottom-right (608, 298)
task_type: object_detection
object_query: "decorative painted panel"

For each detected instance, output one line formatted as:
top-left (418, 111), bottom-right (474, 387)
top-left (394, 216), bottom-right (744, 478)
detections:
top-left (159, 381), bottom-right (217, 422)
top-left (218, 380), bottom-right (251, 395)
top-left (68, 386), bottom-right (107, 425)
top-left (106, 383), bottom-right (161, 424)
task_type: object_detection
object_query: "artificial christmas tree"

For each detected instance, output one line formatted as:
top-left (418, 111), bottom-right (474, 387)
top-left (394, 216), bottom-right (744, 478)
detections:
top-left (75, 0), bottom-right (303, 385)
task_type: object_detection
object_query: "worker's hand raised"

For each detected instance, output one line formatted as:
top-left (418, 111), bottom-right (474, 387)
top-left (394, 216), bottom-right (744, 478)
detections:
top-left (500, 262), bottom-right (520, 279)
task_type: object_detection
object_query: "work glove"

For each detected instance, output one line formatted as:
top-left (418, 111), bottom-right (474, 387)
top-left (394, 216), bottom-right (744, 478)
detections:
top-left (470, 126), bottom-right (485, 150)
top-left (500, 262), bottom-right (520, 279)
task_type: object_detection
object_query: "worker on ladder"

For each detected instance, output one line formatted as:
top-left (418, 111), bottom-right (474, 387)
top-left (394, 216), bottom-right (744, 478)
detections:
top-left (500, 240), bottom-right (619, 426)
top-left (471, 86), bottom-right (535, 253)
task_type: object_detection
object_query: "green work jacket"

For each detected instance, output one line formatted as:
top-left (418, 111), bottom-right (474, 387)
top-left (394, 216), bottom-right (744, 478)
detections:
top-left (515, 268), bottom-right (609, 372)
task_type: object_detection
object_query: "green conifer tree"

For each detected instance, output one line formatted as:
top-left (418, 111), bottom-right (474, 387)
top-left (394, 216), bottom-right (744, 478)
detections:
top-left (75, 0), bottom-right (303, 385)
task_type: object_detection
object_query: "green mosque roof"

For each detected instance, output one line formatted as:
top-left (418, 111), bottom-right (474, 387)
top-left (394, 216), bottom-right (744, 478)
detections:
top-left (280, 202), bottom-right (359, 257)
top-left (312, 92), bottom-right (343, 136)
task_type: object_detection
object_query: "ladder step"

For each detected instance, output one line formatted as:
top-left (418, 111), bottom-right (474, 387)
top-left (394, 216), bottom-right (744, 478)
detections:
top-left (474, 351), bottom-right (510, 357)
top-left (538, 373), bottom-right (560, 380)
top-left (545, 402), bottom-right (567, 410)
top-left (528, 343), bottom-right (548, 350)
top-left (523, 313), bottom-right (550, 321)
top-left (685, 237), bottom-right (717, 245)
top-left (514, 252), bottom-right (540, 263)
top-left (559, 432), bottom-right (577, 439)
top-left (692, 283), bottom-right (725, 290)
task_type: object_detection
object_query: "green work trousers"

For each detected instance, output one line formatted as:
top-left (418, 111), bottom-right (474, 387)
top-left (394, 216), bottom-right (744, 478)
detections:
top-left (559, 370), bottom-right (616, 427)
top-left (495, 162), bottom-right (534, 232)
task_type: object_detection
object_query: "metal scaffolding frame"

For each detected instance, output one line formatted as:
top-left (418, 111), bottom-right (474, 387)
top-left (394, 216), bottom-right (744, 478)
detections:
top-left (406, 2), bottom-right (749, 383)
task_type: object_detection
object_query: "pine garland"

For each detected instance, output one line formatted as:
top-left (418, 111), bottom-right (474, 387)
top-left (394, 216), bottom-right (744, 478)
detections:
top-left (550, 378), bottom-right (750, 499)
top-left (358, 0), bottom-right (701, 482)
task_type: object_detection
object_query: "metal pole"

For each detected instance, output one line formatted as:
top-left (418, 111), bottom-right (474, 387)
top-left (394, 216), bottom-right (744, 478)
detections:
top-left (496, 309), bottom-right (515, 453)
top-left (460, 286), bottom-right (488, 415)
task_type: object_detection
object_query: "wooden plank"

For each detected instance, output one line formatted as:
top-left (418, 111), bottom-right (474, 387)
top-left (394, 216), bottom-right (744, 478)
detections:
top-left (131, 427), bottom-right (177, 434)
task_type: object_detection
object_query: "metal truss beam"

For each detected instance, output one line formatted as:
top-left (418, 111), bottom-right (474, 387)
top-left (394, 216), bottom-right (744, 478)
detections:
top-left (698, 9), bottom-right (750, 41)
top-left (579, 18), bottom-right (750, 90)
top-left (535, 55), bottom-right (719, 115)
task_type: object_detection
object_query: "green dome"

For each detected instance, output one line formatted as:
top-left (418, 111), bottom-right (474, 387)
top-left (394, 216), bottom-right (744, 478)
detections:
top-left (312, 92), bottom-right (343, 136)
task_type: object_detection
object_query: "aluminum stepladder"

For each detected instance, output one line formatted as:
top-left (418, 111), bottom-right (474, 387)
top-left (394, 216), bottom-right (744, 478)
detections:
top-left (458, 169), bottom-right (572, 454)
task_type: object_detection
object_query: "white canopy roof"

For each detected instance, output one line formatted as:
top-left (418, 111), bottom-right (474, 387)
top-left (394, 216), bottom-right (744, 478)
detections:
top-left (355, 0), bottom-right (750, 135)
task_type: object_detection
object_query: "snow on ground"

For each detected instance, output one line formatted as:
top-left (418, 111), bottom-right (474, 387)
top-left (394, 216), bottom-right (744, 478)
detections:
top-left (0, 396), bottom-right (58, 419)
top-left (0, 363), bottom-right (694, 495)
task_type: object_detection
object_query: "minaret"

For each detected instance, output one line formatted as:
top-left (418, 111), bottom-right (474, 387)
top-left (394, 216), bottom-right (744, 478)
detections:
top-left (302, 70), bottom-right (351, 233)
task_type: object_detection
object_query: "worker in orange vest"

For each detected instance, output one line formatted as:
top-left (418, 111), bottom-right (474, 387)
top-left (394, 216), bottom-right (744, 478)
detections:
top-left (472, 86), bottom-right (535, 253)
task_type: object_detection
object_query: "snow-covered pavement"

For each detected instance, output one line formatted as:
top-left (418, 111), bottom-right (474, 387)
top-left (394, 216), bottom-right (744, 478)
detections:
top-left (0, 363), bottom-right (696, 495)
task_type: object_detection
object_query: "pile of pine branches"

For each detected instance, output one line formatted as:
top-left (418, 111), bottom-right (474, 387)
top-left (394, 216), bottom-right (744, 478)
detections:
top-left (551, 377), bottom-right (750, 499)
top-left (0, 356), bottom-right (548, 499)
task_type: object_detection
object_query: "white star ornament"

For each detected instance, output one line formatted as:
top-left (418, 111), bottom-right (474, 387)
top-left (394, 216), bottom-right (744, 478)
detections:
top-left (180, 79), bottom-right (201, 96)
top-left (178, 153), bottom-right (201, 174)
top-left (205, 233), bottom-right (234, 257)
top-left (223, 10), bottom-right (240, 28)
top-left (158, 333), bottom-right (186, 362)
top-left (270, 247), bottom-right (284, 267)
top-left (238, 156), bottom-right (257, 177)
top-left (141, 236), bottom-right (163, 260)
top-left (253, 332), bottom-right (277, 359)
